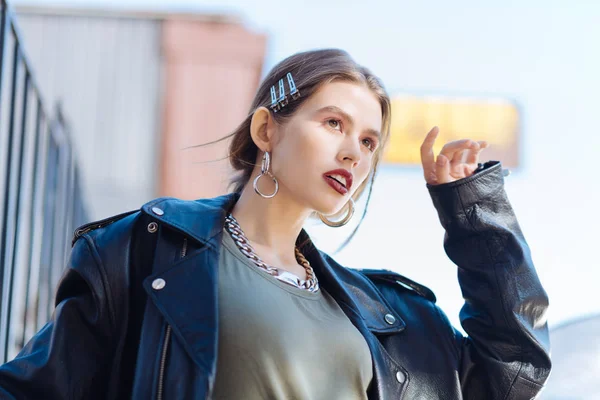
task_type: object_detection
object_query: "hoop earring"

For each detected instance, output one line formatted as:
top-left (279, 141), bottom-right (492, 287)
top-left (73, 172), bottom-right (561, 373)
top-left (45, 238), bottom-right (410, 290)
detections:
top-left (253, 151), bottom-right (279, 199)
top-left (318, 197), bottom-right (355, 228)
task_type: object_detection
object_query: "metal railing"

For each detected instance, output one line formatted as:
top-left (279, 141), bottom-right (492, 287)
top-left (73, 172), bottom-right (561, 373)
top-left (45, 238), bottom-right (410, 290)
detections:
top-left (0, 0), bottom-right (88, 363)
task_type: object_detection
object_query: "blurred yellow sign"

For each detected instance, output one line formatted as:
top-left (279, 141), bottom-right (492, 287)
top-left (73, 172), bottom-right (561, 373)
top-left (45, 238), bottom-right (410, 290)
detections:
top-left (384, 95), bottom-right (520, 168)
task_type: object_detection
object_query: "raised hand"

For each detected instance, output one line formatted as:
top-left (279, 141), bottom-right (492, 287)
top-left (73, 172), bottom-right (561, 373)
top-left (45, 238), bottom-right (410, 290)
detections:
top-left (420, 126), bottom-right (489, 185)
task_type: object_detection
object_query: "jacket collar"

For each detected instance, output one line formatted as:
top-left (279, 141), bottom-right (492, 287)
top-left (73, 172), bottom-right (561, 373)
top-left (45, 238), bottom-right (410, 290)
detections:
top-left (141, 193), bottom-right (405, 334)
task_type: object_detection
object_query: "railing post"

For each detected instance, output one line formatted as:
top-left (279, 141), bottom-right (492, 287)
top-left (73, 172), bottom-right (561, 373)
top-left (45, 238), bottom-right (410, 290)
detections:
top-left (0, 0), bottom-right (89, 361)
top-left (21, 98), bottom-right (45, 343)
top-left (0, 1), bottom-right (7, 103)
top-left (0, 34), bottom-right (21, 364)
top-left (3, 67), bottom-right (29, 359)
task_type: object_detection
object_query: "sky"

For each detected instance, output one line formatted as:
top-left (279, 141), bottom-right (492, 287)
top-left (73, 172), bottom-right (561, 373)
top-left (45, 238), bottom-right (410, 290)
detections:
top-left (9, 0), bottom-right (600, 331)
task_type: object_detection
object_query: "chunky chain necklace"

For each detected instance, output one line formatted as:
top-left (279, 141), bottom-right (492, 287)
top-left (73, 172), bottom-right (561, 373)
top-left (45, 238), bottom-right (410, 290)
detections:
top-left (224, 214), bottom-right (320, 293)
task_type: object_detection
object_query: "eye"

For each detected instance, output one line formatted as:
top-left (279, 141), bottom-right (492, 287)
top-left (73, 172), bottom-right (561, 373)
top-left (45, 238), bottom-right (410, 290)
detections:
top-left (327, 118), bottom-right (342, 131)
top-left (362, 138), bottom-right (377, 152)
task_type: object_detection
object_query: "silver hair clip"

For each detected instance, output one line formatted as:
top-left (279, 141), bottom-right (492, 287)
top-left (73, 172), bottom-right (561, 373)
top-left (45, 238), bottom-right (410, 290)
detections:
top-left (270, 72), bottom-right (301, 112)
top-left (287, 72), bottom-right (300, 100)
top-left (278, 78), bottom-right (288, 108)
top-left (270, 86), bottom-right (278, 110)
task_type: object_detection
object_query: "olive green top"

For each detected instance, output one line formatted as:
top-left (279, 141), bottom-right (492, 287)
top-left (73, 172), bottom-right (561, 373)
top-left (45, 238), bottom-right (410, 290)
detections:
top-left (212, 228), bottom-right (373, 400)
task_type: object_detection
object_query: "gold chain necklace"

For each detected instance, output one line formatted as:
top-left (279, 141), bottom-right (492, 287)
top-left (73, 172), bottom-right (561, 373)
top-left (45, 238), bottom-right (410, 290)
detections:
top-left (224, 214), bottom-right (320, 293)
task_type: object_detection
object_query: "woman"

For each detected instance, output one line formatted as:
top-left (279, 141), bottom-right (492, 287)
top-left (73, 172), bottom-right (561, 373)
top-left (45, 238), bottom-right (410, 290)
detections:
top-left (0, 49), bottom-right (551, 399)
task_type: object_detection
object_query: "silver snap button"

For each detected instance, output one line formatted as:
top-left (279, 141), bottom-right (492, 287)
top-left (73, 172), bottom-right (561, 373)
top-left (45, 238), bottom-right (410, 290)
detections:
top-left (151, 207), bottom-right (164, 216)
top-left (384, 313), bottom-right (396, 325)
top-left (147, 222), bottom-right (158, 233)
top-left (503, 169), bottom-right (511, 177)
top-left (152, 278), bottom-right (166, 290)
top-left (395, 370), bottom-right (405, 383)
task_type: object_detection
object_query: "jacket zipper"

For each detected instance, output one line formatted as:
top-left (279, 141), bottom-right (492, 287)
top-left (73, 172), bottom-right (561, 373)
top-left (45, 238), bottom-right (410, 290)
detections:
top-left (156, 238), bottom-right (188, 400)
top-left (156, 326), bottom-right (171, 400)
top-left (181, 237), bottom-right (188, 259)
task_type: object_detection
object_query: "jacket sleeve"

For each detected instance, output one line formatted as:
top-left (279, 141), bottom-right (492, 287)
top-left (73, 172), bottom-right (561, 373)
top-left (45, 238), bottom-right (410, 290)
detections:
top-left (427, 161), bottom-right (552, 400)
top-left (0, 235), bottom-right (117, 399)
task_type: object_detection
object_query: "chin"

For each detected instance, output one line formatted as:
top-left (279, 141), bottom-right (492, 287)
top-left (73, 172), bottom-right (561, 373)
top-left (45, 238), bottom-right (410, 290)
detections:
top-left (311, 197), bottom-right (347, 217)
top-left (296, 181), bottom-right (349, 215)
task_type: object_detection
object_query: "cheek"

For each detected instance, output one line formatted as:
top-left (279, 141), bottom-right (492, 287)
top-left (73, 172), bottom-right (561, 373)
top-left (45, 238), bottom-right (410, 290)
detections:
top-left (354, 161), bottom-right (374, 189)
top-left (271, 133), bottom-right (316, 179)
top-left (277, 127), bottom-right (326, 166)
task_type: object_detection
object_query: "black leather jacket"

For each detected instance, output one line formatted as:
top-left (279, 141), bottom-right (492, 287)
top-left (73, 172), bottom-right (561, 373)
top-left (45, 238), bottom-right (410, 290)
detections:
top-left (0, 162), bottom-right (551, 399)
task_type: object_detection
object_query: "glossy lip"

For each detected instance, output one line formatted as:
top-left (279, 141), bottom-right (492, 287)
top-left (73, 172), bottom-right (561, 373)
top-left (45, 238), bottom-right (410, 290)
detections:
top-left (323, 169), bottom-right (353, 192)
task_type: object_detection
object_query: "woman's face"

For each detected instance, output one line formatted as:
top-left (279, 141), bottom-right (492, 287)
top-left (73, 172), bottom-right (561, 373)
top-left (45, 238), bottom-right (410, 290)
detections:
top-left (270, 81), bottom-right (383, 215)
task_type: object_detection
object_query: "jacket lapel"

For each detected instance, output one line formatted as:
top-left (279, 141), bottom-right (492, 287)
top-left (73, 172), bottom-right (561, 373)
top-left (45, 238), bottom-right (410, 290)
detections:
top-left (297, 229), bottom-right (405, 334)
top-left (142, 240), bottom-right (222, 374)
top-left (141, 195), bottom-right (236, 247)
top-left (139, 195), bottom-right (236, 374)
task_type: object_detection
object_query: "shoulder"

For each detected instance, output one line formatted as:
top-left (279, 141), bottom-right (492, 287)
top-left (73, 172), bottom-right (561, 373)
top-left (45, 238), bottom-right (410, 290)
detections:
top-left (354, 268), bottom-right (437, 303)
top-left (72, 208), bottom-right (140, 246)
top-left (70, 196), bottom-right (187, 246)
top-left (62, 199), bottom-right (171, 335)
top-left (66, 198), bottom-right (171, 314)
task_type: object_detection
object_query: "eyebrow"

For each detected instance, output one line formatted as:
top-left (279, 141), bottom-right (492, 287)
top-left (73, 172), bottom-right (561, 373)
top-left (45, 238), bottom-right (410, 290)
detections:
top-left (316, 105), bottom-right (381, 139)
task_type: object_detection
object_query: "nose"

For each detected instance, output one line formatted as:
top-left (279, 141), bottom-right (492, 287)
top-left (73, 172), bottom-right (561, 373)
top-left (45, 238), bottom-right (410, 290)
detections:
top-left (338, 136), bottom-right (361, 168)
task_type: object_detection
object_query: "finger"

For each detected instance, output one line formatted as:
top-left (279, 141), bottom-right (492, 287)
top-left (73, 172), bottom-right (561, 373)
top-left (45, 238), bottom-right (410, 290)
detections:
top-left (450, 148), bottom-right (469, 164)
top-left (465, 141), bottom-right (489, 165)
top-left (435, 154), bottom-right (451, 184)
top-left (439, 139), bottom-right (478, 161)
top-left (420, 126), bottom-right (440, 183)
top-left (420, 126), bottom-right (440, 165)
top-left (446, 148), bottom-right (461, 177)
top-left (450, 149), bottom-right (471, 178)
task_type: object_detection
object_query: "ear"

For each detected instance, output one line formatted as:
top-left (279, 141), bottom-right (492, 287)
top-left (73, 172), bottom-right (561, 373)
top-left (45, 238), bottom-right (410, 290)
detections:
top-left (250, 107), bottom-right (277, 152)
